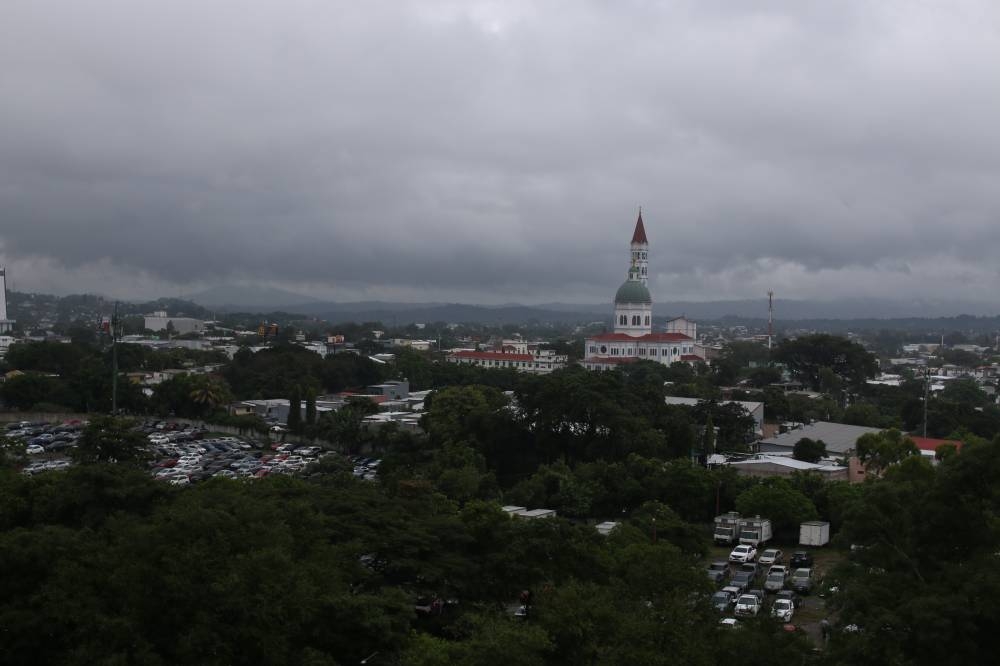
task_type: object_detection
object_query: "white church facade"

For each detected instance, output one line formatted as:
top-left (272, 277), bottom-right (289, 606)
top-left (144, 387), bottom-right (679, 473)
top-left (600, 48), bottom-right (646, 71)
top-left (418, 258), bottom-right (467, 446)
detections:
top-left (582, 213), bottom-right (706, 371)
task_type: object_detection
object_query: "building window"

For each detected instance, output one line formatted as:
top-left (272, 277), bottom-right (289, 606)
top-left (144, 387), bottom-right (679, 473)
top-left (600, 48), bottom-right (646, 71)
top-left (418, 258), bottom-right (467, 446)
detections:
top-left (632, 315), bottom-right (640, 326)
top-left (673, 347), bottom-right (678, 356)
top-left (644, 316), bottom-right (649, 326)
top-left (600, 345), bottom-right (607, 354)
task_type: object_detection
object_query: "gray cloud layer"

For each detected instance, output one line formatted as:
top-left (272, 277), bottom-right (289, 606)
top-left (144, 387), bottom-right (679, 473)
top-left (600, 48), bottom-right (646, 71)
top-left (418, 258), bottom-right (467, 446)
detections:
top-left (2, 0), bottom-right (999, 304)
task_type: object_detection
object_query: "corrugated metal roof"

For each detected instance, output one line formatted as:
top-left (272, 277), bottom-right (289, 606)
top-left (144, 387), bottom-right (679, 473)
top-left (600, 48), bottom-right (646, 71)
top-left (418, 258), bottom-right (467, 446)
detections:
top-left (760, 421), bottom-right (883, 454)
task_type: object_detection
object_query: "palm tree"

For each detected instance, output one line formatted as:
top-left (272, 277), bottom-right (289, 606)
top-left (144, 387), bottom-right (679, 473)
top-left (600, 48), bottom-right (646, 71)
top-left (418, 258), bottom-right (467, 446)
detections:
top-left (189, 378), bottom-right (226, 414)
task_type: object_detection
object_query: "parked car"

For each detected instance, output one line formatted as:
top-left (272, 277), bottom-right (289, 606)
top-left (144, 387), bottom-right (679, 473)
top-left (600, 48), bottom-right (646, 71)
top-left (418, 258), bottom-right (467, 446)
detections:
top-left (738, 562), bottom-right (758, 577)
top-left (729, 544), bottom-right (757, 563)
top-left (775, 589), bottom-right (804, 608)
top-left (711, 590), bottom-right (734, 612)
top-left (706, 561), bottom-right (729, 585)
top-left (790, 551), bottom-right (814, 569)
top-left (741, 565), bottom-right (759, 584)
top-left (734, 594), bottom-right (761, 617)
top-left (731, 572), bottom-right (753, 593)
top-left (26, 444), bottom-right (45, 455)
top-left (771, 598), bottom-right (795, 622)
top-left (764, 569), bottom-right (788, 593)
top-left (721, 585), bottom-right (742, 604)
top-left (790, 568), bottom-right (813, 594)
top-left (758, 548), bottom-right (783, 566)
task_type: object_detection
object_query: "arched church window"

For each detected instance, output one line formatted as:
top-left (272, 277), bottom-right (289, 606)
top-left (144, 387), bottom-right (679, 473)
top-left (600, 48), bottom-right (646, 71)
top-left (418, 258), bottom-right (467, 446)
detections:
top-left (644, 316), bottom-right (650, 326)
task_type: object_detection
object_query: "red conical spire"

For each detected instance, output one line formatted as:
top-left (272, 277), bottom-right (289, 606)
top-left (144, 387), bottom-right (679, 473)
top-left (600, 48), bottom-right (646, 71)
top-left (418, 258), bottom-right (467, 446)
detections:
top-left (631, 209), bottom-right (648, 245)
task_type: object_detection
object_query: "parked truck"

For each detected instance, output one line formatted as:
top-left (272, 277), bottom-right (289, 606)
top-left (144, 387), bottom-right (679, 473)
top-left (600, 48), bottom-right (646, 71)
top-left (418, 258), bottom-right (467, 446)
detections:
top-left (799, 521), bottom-right (830, 546)
top-left (738, 516), bottom-right (773, 547)
top-left (713, 512), bottom-right (742, 545)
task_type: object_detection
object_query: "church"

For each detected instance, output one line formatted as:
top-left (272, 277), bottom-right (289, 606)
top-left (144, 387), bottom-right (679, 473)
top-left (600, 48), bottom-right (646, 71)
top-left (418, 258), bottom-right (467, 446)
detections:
top-left (582, 213), bottom-right (706, 371)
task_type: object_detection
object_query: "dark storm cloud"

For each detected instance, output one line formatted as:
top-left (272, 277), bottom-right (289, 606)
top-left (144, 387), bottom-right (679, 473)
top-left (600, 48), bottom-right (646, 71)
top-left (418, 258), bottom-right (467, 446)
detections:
top-left (1, 0), bottom-right (999, 302)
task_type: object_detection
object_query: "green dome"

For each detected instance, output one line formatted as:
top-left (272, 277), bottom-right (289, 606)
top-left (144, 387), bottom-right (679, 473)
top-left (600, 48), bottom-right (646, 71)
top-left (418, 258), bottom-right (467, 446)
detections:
top-left (615, 279), bottom-right (652, 304)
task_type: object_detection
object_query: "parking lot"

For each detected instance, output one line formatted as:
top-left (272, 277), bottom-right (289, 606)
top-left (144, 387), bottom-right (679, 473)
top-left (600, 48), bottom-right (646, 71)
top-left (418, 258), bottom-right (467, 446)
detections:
top-left (6, 418), bottom-right (381, 485)
top-left (706, 542), bottom-right (844, 643)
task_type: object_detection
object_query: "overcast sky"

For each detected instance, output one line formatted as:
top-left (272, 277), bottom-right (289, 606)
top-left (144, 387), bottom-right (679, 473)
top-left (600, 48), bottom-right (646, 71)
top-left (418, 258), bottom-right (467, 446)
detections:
top-left (1, 0), bottom-right (999, 305)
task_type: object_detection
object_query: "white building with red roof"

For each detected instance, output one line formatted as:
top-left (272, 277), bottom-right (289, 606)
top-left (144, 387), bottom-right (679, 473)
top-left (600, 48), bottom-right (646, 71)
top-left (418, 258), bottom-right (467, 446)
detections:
top-left (582, 213), bottom-right (706, 371)
top-left (446, 348), bottom-right (567, 374)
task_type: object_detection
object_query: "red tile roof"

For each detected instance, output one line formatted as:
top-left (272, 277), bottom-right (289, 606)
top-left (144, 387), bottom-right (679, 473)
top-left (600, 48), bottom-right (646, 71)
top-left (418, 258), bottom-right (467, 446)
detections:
top-left (631, 211), bottom-right (648, 245)
top-left (909, 436), bottom-right (962, 452)
top-left (680, 354), bottom-right (703, 361)
top-left (450, 351), bottom-right (535, 362)
top-left (589, 332), bottom-right (693, 342)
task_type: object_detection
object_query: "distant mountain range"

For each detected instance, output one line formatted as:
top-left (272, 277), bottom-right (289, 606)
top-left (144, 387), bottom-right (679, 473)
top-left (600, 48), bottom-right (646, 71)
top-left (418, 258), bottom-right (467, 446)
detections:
top-left (185, 285), bottom-right (1000, 323)
top-left (188, 285), bottom-right (322, 308)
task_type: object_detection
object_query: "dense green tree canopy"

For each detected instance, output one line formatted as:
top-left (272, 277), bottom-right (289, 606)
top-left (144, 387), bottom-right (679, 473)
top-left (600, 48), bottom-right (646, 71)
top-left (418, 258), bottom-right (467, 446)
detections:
top-left (775, 334), bottom-right (878, 391)
top-left (792, 437), bottom-right (827, 463)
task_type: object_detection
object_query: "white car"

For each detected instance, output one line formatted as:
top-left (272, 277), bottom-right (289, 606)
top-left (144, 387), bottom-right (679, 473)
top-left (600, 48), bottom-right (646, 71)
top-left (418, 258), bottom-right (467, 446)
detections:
top-left (734, 594), bottom-right (761, 617)
top-left (26, 444), bottom-right (45, 455)
top-left (758, 548), bottom-right (783, 566)
top-left (771, 598), bottom-right (795, 622)
top-left (729, 544), bottom-right (758, 563)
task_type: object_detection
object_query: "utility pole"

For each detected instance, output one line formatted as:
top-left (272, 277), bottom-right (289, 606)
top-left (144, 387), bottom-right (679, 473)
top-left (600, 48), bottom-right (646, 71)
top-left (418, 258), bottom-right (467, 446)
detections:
top-left (923, 367), bottom-right (930, 437)
top-left (111, 301), bottom-right (121, 415)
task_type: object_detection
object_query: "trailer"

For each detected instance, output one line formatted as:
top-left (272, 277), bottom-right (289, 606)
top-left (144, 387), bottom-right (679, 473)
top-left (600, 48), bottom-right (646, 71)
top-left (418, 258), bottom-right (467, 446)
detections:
top-left (713, 511), bottom-right (742, 545)
top-left (738, 516), bottom-right (773, 547)
top-left (799, 521), bottom-right (830, 546)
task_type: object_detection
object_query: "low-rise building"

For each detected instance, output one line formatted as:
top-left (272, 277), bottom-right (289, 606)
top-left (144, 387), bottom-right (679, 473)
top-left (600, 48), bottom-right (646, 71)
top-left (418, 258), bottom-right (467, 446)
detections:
top-left (759, 421), bottom-right (884, 457)
top-left (727, 455), bottom-right (848, 481)
top-left (143, 311), bottom-right (205, 335)
top-left (446, 348), bottom-right (567, 374)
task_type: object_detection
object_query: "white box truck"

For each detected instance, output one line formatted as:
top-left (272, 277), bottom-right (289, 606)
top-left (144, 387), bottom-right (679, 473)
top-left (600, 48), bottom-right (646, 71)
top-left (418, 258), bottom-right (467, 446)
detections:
top-left (738, 516), bottom-right (773, 547)
top-left (713, 512), bottom-right (742, 545)
top-left (799, 521), bottom-right (830, 546)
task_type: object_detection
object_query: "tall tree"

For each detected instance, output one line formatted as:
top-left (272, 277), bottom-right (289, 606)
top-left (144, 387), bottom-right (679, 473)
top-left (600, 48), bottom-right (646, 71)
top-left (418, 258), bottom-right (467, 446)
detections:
top-left (792, 437), bottom-right (827, 463)
top-left (701, 415), bottom-right (716, 458)
top-left (305, 387), bottom-right (317, 426)
top-left (287, 384), bottom-right (302, 434)
top-left (71, 416), bottom-right (150, 467)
